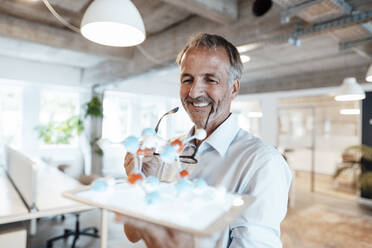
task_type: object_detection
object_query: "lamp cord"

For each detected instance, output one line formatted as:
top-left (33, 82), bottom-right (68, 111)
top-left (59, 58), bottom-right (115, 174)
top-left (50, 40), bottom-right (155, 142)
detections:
top-left (41, 0), bottom-right (80, 33)
top-left (42, 0), bottom-right (168, 66)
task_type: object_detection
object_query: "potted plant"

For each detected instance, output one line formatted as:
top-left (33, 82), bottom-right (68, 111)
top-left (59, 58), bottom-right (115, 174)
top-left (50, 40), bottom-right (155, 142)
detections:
top-left (84, 96), bottom-right (104, 156)
top-left (84, 96), bottom-right (103, 118)
top-left (334, 145), bottom-right (372, 202)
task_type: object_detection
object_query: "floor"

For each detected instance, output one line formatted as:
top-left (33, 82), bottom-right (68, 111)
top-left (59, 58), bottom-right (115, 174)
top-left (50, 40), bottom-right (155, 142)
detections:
top-left (28, 171), bottom-right (372, 248)
top-left (282, 171), bottom-right (372, 248)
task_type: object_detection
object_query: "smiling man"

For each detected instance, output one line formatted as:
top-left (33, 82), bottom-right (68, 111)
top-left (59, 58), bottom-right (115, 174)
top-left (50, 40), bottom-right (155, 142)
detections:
top-left (123, 33), bottom-right (292, 248)
top-left (179, 41), bottom-right (239, 137)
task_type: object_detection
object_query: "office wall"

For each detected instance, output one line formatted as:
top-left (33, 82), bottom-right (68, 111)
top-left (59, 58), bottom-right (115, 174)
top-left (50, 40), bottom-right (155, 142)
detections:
top-left (0, 56), bottom-right (81, 86)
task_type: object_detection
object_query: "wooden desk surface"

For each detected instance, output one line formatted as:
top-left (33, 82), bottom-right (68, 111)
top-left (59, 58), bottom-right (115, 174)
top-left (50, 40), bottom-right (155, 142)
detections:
top-left (34, 163), bottom-right (93, 214)
top-left (0, 167), bottom-right (29, 224)
top-left (0, 164), bottom-right (94, 225)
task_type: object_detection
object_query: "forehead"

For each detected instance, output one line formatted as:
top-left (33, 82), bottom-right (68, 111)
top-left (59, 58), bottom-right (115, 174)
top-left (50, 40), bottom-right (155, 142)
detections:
top-left (180, 47), bottom-right (230, 75)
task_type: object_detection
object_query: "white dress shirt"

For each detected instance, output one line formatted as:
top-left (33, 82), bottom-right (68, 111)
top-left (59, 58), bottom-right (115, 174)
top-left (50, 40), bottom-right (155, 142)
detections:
top-left (186, 114), bottom-right (292, 248)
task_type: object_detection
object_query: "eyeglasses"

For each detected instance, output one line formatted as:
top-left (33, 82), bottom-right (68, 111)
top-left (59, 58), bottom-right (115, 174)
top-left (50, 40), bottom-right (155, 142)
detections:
top-left (152, 107), bottom-right (209, 165)
top-left (178, 142), bottom-right (201, 164)
top-left (153, 142), bottom-right (200, 165)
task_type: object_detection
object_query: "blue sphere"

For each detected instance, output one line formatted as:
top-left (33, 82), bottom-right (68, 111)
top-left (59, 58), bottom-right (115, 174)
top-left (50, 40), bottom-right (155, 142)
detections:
top-left (175, 179), bottom-right (193, 193)
top-left (142, 128), bottom-right (156, 136)
top-left (194, 178), bottom-right (208, 188)
top-left (124, 136), bottom-right (140, 154)
top-left (146, 176), bottom-right (160, 185)
top-left (92, 179), bottom-right (108, 192)
top-left (160, 145), bottom-right (177, 163)
top-left (145, 191), bottom-right (161, 205)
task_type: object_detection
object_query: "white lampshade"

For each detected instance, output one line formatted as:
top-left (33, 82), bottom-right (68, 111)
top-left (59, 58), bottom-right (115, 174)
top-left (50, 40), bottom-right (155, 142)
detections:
top-left (81, 0), bottom-right (146, 47)
top-left (366, 64), bottom-right (372, 82)
top-left (334, 77), bottom-right (365, 101)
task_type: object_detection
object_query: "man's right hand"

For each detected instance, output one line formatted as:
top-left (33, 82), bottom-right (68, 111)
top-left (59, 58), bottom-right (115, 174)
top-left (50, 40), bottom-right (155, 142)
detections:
top-left (123, 149), bottom-right (161, 177)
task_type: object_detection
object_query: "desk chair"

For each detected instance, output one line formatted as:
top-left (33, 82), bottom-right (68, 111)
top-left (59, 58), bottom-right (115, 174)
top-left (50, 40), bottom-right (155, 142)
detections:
top-left (46, 168), bottom-right (100, 248)
top-left (46, 212), bottom-right (99, 248)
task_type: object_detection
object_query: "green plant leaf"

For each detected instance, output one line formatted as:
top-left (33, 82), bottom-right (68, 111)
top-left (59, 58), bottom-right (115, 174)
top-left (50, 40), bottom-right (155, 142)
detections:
top-left (85, 97), bottom-right (103, 118)
top-left (36, 115), bottom-right (83, 145)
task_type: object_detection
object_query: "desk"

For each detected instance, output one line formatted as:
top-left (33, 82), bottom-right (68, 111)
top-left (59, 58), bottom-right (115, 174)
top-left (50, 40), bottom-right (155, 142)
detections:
top-left (0, 168), bottom-right (29, 224)
top-left (0, 166), bottom-right (108, 248)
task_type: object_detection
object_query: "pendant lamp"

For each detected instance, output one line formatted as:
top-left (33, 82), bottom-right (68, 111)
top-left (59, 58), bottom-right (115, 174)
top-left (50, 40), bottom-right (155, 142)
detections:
top-left (81, 0), bottom-right (146, 47)
top-left (334, 77), bottom-right (365, 101)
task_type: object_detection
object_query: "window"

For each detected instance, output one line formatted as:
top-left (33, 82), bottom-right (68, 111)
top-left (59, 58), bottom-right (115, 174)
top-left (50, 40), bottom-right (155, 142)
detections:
top-left (0, 86), bottom-right (22, 148)
top-left (139, 100), bottom-right (167, 137)
top-left (102, 92), bottom-right (131, 142)
top-left (39, 91), bottom-right (80, 146)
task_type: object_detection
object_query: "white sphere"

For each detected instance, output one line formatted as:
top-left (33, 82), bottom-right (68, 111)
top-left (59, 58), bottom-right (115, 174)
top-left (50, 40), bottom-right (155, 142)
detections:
top-left (97, 138), bottom-right (112, 149)
top-left (194, 129), bottom-right (207, 140)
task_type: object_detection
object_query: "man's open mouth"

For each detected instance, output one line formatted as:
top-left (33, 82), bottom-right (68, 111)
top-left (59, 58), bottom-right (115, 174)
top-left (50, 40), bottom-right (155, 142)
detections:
top-left (191, 102), bottom-right (210, 107)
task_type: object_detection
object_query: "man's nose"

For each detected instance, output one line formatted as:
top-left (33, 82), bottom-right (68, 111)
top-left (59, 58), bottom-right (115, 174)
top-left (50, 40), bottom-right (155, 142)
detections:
top-left (188, 80), bottom-right (205, 98)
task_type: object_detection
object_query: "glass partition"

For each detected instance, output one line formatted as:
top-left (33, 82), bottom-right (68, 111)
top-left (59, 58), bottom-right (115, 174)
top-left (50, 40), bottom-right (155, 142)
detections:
top-left (278, 95), bottom-right (360, 199)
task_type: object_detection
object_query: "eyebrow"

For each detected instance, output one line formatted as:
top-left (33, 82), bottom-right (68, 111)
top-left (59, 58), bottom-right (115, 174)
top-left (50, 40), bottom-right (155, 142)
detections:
top-left (181, 73), bottom-right (193, 78)
top-left (181, 73), bottom-right (219, 78)
top-left (204, 73), bottom-right (219, 78)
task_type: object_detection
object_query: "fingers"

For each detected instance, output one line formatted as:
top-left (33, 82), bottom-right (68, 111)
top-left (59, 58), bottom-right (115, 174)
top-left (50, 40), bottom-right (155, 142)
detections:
top-left (142, 158), bottom-right (161, 177)
top-left (142, 148), bottom-right (156, 162)
top-left (116, 214), bottom-right (143, 243)
top-left (124, 153), bottom-right (135, 175)
top-left (124, 150), bottom-right (162, 178)
top-left (115, 214), bottom-right (194, 248)
top-left (124, 223), bottom-right (142, 243)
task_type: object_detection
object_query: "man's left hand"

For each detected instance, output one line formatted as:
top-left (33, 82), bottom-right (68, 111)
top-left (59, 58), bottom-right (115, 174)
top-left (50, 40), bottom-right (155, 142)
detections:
top-left (115, 214), bottom-right (195, 248)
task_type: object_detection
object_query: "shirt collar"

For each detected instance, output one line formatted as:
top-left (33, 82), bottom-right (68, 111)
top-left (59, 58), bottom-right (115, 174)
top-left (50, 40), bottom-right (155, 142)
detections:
top-left (202, 114), bottom-right (240, 157)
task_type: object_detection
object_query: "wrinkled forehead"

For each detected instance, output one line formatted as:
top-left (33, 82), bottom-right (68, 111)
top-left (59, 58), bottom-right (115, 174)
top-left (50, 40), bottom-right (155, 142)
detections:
top-left (180, 47), bottom-right (231, 74)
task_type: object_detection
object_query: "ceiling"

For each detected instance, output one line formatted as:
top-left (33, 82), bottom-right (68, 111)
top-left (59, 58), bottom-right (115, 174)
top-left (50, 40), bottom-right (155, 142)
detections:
top-left (0, 0), bottom-right (371, 95)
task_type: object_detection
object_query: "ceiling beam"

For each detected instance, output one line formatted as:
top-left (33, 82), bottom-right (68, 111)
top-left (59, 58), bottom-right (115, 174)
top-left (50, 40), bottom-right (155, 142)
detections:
top-left (0, 0), bottom-right (81, 28)
top-left (159, 0), bottom-right (238, 24)
top-left (280, 0), bottom-right (324, 24)
top-left (239, 64), bottom-right (369, 94)
top-left (0, 14), bottom-right (134, 61)
top-left (83, 2), bottom-right (298, 85)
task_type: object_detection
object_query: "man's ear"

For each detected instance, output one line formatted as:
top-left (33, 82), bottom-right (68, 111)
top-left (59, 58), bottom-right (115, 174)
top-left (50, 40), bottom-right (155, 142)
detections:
top-left (231, 79), bottom-right (240, 99)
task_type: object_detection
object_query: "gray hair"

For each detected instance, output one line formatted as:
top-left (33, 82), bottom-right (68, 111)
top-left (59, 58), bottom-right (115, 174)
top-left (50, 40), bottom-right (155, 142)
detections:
top-left (176, 33), bottom-right (243, 87)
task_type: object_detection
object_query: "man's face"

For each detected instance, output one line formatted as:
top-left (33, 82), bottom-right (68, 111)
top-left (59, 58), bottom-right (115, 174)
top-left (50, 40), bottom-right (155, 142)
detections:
top-left (179, 47), bottom-right (239, 132)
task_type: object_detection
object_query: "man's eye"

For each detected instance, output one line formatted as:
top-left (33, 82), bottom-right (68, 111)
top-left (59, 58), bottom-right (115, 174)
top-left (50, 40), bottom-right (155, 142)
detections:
top-left (182, 79), bottom-right (193, 84)
top-left (207, 79), bottom-right (217, 84)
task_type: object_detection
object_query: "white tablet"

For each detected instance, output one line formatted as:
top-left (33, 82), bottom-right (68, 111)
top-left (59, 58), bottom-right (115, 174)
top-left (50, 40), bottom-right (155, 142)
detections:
top-left (64, 179), bottom-right (254, 236)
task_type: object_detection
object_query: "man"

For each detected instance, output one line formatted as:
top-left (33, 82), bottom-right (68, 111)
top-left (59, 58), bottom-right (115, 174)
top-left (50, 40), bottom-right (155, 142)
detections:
top-left (122, 33), bottom-right (292, 247)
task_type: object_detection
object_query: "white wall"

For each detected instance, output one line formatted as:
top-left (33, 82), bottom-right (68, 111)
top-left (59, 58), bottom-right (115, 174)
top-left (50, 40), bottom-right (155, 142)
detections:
top-left (0, 56), bottom-right (82, 86)
top-left (260, 96), bottom-right (278, 146)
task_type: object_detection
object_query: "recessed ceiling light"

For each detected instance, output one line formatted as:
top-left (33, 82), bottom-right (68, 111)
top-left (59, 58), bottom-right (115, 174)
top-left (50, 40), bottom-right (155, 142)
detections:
top-left (237, 43), bottom-right (261, 53)
top-left (240, 55), bottom-right (251, 63)
top-left (366, 64), bottom-right (372, 82)
top-left (246, 111), bottom-right (262, 118)
top-left (339, 109), bottom-right (360, 115)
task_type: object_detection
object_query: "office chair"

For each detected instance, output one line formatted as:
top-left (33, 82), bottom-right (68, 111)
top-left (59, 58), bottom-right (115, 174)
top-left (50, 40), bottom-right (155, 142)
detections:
top-left (46, 212), bottom-right (99, 248)
top-left (46, 165), bottom-right (100, 247)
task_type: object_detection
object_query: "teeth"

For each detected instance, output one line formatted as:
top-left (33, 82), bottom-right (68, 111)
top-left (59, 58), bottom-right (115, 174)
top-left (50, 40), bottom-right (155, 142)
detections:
top-left (193, 102), bottom-right (209, 107)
